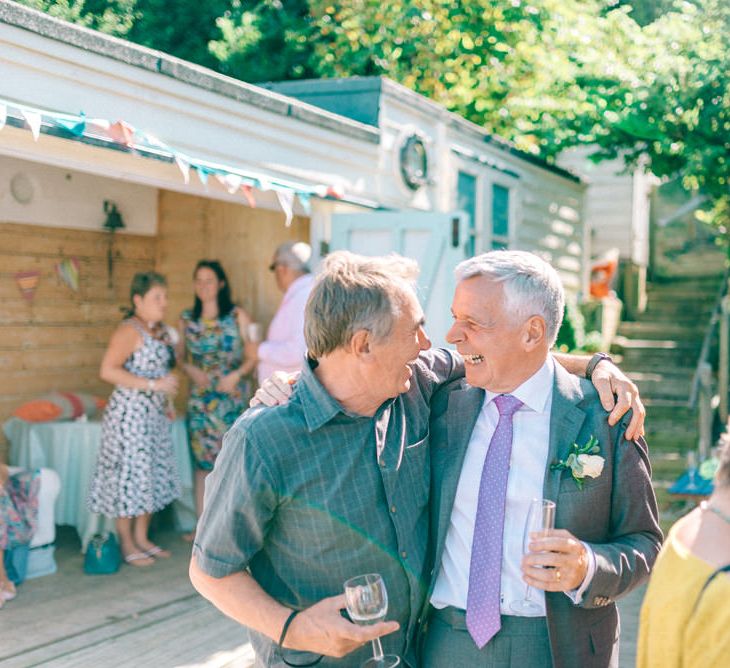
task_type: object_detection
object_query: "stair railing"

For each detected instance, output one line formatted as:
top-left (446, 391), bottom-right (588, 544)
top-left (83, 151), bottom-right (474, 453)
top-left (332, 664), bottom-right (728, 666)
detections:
top-left (688, 267), bottom-right (730, 458)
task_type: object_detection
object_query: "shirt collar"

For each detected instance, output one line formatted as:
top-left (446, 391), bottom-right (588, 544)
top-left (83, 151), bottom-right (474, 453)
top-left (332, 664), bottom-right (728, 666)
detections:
top-left (296, 357), bottom-right (355, 432)
top-left (484, 355), bottom-right (555, 414)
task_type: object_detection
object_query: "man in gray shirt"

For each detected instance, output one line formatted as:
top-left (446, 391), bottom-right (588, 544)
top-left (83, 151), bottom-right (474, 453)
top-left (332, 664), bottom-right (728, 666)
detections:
top-left (190, 251), bottom-right (643, 667)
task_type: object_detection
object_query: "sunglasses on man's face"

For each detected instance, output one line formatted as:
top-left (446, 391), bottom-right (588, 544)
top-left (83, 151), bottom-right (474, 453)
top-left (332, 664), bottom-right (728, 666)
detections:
top-left (268, 261), bottom-right (279, 272)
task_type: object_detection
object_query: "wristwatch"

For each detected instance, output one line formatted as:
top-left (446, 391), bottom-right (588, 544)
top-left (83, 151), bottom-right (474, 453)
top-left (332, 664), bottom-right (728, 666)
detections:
top-left (585, 352), bottom-right (613, 380)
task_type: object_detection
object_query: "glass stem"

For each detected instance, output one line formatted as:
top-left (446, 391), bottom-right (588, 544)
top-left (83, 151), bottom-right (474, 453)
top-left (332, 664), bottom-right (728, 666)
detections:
top-left (524, 584), bottom-right (533, 602)
top-left (371, 637), bottom-right (384, 661)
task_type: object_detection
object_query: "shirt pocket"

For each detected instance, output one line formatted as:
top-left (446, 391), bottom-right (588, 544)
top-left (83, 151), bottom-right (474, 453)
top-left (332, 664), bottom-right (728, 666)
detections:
top-left (402, 429), bottom-right (430, 505)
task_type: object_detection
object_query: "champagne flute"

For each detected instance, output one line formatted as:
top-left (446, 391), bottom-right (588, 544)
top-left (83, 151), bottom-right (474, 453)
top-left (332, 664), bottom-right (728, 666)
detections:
top-left (344, 574), bottom-right (400, 668)
top-left (510, 498), bottom-right (556, 614)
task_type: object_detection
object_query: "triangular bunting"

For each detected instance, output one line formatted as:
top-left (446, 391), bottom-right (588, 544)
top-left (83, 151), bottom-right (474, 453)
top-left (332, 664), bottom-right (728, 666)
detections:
top-left (109, 120), bottom-right (135, 146)
top-left (241, 184), bottom-right (257, 208)
top-left (15, 270), bottom-right (41, 302)
top-left (56, 257), bottom-right (80, 292)
top-left (276, 190), bottom-right (295, 227)
top-left (22, 109), bottom-right (42, 141)
top-left (175, 155), bottom-right (191, 184)
top-left (298, 193), bottom-right (311, 215)
top-left (54, 113), bottom-right (86, 137)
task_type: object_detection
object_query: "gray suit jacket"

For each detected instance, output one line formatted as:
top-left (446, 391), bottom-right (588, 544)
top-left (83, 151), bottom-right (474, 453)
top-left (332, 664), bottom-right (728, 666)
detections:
top-left (423, 362), bottom-right (662, 667)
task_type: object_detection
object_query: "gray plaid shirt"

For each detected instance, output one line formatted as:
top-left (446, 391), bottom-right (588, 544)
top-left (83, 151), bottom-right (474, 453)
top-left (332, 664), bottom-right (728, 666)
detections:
top-left (193, 348), bottom-right (462, 667)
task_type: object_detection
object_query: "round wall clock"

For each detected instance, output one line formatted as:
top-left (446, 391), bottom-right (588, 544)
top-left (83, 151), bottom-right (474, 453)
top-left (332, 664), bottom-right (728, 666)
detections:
top-left (399, 134), bottom-right (429, 191)
top-left (10, 173), bottom-right (34, 204)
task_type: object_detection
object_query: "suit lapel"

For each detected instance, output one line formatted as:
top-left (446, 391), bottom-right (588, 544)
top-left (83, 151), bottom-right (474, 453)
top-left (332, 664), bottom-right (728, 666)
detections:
top-left (543, 363), bottom-right (587, 503)
top-left (434, 386), bottom-right (484, 560)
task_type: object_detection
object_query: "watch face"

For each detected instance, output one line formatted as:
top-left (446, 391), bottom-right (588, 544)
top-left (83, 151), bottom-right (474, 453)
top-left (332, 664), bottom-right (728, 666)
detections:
top-left (10, 172), bottom-right (34, 204)
top-left (400, 134), bottom-right (428, 190)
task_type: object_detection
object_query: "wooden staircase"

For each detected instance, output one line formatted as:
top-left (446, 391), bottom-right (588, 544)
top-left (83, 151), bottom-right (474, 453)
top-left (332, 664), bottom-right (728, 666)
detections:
top-left (612, 274), bottom-right (724, 492)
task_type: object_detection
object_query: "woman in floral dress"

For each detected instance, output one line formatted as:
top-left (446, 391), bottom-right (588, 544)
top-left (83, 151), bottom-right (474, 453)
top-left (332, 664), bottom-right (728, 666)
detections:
top-left (0, 464), bottom-right (39, 608)
top-left (179, 261), bottom-right (254, 536)
top-left (87, 272), bottom-right (181, 567)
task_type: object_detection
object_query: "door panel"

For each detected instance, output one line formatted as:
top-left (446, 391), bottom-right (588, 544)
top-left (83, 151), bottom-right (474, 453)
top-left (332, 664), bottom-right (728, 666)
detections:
top-left (330, 212), bottom-right (469, 347)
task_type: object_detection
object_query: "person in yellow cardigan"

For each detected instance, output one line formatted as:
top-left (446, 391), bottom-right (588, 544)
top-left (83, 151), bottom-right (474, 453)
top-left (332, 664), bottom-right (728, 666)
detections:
top-left (638, 437), bottom-right (730, 667)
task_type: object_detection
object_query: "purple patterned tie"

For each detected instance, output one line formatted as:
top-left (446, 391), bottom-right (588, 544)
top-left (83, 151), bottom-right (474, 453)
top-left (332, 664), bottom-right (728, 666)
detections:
top-left (466, 394), bottom-right (523, 649)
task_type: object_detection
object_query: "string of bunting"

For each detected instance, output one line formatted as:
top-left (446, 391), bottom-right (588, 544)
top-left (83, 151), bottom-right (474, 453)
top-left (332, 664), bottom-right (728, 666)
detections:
top-left (0, 97), bottom-right (346, 226)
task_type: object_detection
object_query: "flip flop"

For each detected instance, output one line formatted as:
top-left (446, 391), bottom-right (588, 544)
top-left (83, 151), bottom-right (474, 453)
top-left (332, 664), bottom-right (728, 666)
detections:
top-left (143, 545), bottom-right (171, 559)
top-left (124, 552), bottom-right (155, 567)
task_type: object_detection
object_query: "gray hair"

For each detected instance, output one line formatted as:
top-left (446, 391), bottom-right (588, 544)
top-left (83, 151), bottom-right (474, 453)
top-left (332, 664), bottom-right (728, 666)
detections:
top-left (274, 241), bottom-right (312, 273)
top-left (455, 250), bottom-right (565, 346)
top-left (305, 251), bottom-right (420, 358)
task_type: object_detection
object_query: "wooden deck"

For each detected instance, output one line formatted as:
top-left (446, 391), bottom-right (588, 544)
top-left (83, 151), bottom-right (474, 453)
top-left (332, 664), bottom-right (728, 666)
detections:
top-left (0, 525), bottom-right (646, 667)
top-left (0, 526), bottom-right (254, 667)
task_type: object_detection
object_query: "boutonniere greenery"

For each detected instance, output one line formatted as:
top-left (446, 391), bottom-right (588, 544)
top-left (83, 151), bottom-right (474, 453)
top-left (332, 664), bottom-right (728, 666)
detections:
top-left (551, 435), bottom-right (604, 490)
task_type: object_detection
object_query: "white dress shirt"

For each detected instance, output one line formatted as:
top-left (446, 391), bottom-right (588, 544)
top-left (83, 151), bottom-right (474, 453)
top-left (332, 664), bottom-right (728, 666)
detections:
top-left (431, 356), bottom-right (595, 616)
top-left (257, 273), bottom-right (314, 383)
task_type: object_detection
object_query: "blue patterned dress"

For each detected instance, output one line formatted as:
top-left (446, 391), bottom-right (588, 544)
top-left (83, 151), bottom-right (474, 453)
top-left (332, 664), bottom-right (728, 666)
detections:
top-left (181, 308), bottom-right (249, 470)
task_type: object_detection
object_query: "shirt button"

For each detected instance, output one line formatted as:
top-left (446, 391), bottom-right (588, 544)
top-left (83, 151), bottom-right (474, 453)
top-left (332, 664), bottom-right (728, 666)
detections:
top-left (401, 551), bottom-right (407, 559)
top-left (379, 458), bottom-right (385, 467)
top-left (390, 505), bottom-right (396, 513)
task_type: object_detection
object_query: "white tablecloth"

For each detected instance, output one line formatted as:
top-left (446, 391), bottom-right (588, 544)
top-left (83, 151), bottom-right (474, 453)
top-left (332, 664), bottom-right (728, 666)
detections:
top-left (4, 417), bottom-right (196, 550)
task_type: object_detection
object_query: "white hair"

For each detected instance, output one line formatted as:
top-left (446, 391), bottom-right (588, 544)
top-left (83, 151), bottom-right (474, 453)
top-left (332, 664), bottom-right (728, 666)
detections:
top-left (274, 241), bottom-right (312, 273)
top-left (455, 250), bottom-right (565, 346)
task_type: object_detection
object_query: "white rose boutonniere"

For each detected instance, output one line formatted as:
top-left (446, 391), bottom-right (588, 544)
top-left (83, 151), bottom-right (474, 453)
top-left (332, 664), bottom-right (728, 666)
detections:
top-left (551, 435), bottom-right (604, 490)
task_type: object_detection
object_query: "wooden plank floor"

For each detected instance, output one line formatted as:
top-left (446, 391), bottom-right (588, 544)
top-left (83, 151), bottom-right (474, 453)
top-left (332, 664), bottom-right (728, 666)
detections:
top-left (0, 526), bottom-right (254, 667)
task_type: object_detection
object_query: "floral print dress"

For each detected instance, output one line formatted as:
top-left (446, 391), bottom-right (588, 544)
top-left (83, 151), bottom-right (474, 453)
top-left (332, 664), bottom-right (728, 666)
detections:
top-left (87, 320), bottom-right (181, 518)
top-left (0, 469), bottom-right (40, 550)
top-left (181, 308), bottom-right (249, 470)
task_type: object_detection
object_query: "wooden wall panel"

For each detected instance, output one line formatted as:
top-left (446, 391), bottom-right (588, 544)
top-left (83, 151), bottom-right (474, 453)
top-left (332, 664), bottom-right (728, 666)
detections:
top-left (0, 222), bottom-right (157, 458)
top-left (157, 190), bottom-right (310, 339)
top-left (0, 195), bottom-right (310, 460)
top-left (157, 191), bottom-right (310, 410)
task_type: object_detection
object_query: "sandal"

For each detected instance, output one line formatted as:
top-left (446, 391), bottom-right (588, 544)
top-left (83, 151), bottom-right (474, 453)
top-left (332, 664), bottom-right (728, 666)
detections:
top-left (0, 581), bottom-right (16, 601)
top-left (143, 545), bottom-right (171, 559)
top-left (123, 552), bottom-right (155, 567)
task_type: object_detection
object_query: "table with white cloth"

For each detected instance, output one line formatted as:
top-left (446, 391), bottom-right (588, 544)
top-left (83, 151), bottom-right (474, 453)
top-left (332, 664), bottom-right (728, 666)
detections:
top-left (4, 417), bottom-right (196, 551)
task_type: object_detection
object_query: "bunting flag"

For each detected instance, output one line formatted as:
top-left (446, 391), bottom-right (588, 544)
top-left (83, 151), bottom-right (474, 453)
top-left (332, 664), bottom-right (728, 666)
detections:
top-left (55, 112), bottom-right (86, 137)
top-left (22, 109), bottom-right (42, 141)
top-left (15, 270), bottom-right (41, 302)
top-left (109, 120), bottom-right (135, 146)
top-left (56, 257), bottom-right (80, 292)
top-left (195, 166), bottom-right (209, 188)
top-left (276, 190), bottom-right (295, 227)
top-left (298, 193), bottom-right (311, 215)
top-left (175, 155), bottom-right (191, 184)
top-left (0, 96), bottom-right (353, 223)
top-left (241, 184), bottom-right (257, 208)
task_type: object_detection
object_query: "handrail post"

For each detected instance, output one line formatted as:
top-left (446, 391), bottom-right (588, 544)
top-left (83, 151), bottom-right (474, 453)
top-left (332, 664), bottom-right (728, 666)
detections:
top-left (698, 362), bottom-right (713, 460)
top-left (720, 292), bottom-right (730, 424)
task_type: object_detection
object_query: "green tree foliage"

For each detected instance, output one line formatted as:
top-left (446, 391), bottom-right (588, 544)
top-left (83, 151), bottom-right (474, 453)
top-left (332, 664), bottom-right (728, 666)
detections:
top-left (13, 0), bottom-right (729, 229)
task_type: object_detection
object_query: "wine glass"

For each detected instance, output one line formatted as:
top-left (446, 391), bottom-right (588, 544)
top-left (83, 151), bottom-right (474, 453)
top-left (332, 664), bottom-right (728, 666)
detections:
top-left (510, 498), bottom-right (556, 614)
top-left (344, 574), bottom-right (400, 668)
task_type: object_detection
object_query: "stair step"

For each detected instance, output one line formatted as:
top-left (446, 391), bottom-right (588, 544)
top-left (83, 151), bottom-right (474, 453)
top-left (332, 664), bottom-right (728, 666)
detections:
top-left (617, 321), bottom-right (706, 340)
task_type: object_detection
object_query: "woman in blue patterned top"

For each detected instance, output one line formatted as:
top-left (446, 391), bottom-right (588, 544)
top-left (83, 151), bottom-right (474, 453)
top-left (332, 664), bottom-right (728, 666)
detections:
top-left (179, 261), bottom-right (255, 538)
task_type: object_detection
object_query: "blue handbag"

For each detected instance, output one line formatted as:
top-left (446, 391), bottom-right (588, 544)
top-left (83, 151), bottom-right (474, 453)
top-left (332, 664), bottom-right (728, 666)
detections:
top-left (83, 533), bottom-right (121, 575)
top-left (3, 544), bottom-right (30, 584)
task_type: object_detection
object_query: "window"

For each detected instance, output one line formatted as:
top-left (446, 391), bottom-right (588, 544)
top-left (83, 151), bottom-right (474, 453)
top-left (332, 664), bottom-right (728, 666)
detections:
top-left (457, 171), bottom-right (477, 257)
top-left (491, 184), bottom-right (510, 249)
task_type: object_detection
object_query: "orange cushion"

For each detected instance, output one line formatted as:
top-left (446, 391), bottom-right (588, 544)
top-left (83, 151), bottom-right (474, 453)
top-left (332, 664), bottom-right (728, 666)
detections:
top-left (13, 392), bottom-right (106, 423)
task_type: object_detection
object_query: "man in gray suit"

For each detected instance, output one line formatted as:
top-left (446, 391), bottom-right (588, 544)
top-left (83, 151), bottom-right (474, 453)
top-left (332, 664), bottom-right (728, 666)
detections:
top-left (422, 251), bottom-right (662, 667)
